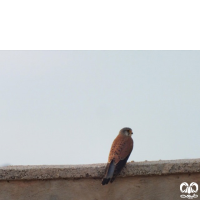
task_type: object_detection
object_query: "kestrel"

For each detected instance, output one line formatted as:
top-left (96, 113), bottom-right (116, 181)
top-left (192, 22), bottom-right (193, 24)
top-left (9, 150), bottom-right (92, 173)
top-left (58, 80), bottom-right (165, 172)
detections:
top-left (102, 127), bottom-right (133, 185)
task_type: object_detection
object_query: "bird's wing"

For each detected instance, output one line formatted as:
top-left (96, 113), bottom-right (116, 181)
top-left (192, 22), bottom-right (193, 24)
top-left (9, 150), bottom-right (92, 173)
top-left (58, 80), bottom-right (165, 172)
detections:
top-left (108, 134), bottom-right (133, 164)
top-left (110, 153), bottom-right (131, 183)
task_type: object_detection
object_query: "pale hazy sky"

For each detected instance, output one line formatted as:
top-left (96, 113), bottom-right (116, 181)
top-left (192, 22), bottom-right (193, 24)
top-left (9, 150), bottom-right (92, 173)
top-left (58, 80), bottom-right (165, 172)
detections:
top-left (0, 51), bottom-right (200, 166)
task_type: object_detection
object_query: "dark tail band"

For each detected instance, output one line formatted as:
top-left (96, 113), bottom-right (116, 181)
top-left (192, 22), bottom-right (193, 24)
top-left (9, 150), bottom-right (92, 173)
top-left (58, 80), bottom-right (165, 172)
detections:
top-left (101, 160), bottom-right (115, 185)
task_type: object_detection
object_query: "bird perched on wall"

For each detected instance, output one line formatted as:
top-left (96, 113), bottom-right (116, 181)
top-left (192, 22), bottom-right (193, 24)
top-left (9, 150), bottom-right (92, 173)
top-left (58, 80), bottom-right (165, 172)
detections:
top-left (102, 127), bottom-right (133, 185)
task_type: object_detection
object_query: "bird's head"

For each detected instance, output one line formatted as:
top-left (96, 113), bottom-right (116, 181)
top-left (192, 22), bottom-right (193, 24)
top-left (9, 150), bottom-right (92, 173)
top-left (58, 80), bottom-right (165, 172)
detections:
top-left (119, 127), bottom-right (133, 137)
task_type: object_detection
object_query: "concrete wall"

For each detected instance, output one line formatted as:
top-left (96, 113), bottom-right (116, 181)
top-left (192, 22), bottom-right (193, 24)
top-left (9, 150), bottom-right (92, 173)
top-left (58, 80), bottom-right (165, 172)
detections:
top-left (1, 159), bottom-right (200, 200)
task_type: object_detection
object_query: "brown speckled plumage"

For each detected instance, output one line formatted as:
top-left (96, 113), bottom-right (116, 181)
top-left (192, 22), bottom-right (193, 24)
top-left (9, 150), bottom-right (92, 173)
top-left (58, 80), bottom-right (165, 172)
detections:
top-left (108, 133), bottom-right (133, 164)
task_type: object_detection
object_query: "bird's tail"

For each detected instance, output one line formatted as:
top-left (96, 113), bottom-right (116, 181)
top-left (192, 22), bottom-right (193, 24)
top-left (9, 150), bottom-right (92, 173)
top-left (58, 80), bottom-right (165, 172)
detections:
top-left (101, 160), bottom-right (115, 185)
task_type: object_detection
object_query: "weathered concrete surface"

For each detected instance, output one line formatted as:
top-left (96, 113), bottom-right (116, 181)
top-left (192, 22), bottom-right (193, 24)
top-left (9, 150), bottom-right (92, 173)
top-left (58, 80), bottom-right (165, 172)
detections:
top-left (0, 173), bottom-right (200, 200)
top-left (1, 158), bottom-right (200, 181)
top-left (0, 159), bottom-right (200, 200)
